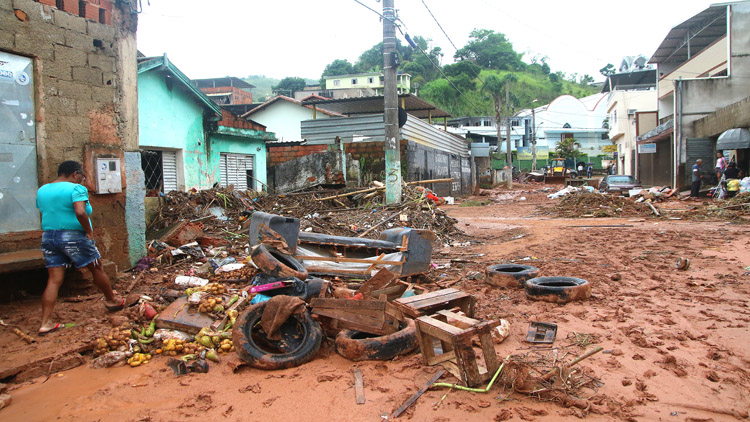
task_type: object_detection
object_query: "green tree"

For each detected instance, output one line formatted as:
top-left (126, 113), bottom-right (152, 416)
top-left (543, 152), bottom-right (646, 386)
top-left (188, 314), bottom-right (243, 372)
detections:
top-left (555, 137), bottom-right (584, 161)
top-left (454, 29), bottom-right (525, 71)
top-left (272, 77), bottom-right (307, 97)
top-left (599, 63), bottom-right (616, 76)
top-left (443, 60), bottom-right (481, 79)
top-left (319, 59), bottom-right (358, 87)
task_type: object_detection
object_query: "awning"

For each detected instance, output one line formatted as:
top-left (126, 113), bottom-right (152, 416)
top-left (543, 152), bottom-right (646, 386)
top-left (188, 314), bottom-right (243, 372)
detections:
top-left (716, 128), bottom-right (750, 150)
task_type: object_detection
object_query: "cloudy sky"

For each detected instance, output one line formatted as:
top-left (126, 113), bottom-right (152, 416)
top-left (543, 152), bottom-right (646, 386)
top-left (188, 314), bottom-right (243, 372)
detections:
top-left (137, 0), bottom-right (717, 82)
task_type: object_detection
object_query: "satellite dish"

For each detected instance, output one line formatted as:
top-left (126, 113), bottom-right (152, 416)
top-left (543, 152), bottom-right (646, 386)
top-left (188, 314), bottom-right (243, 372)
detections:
top-left (398, 107), bottom-right (407, 128)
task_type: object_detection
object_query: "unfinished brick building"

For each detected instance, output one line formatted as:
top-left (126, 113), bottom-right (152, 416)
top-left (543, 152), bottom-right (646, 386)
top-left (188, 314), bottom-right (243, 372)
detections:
top-left (0, 0), bottom-right (144, 274)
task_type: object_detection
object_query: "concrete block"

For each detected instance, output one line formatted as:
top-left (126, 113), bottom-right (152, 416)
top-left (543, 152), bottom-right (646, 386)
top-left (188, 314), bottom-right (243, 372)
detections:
top-left (53, 7), bottom-right (85, 33)
top-left (87, 52), bottom-right (114, 71)
top-left (57, 79), bottom-right (92, 101)
top-left (75, 99), bottom-right (99, 115)
top-left (14, 32), bottom-right (55, 59)
top-left (64, 31), bottom-right (96, 52)
top-left (43, 60), bottom-right (73, 80)
top-left (45, 95), bottom-right (77, 116)
top-left (0, 30), bottom-right (14, 48)
top-left (43, 115), bottom-right (58, 131)
top-left (86, 19), bottom-right (114, 42)
top-left (101, 71), bottom-right (116, 87)
top-left (72, 66), bottom-right (102, 85)
top-left (54, 43), bottom-right (87, 66)
top-left (45, 130), bottom-right (74, 146)
top-left (58, 115), bottom-right (90, 134)
top-left (91, 85), bottom-right (114, 103)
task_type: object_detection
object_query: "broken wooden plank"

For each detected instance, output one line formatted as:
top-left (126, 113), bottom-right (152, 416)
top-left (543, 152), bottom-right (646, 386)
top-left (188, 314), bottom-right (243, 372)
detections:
top-left (354, 369), bottom-right (365, 404)
top-left (391, 370), bottom-right (444, 419)
top-left (355, 268), bottom-right (397, 298)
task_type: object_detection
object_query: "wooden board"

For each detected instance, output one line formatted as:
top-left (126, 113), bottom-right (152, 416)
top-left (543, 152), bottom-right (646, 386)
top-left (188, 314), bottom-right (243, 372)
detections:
top-left (355, 268), bottom-right (396, 298)
top-left (311, 297), bottom-right (395, 335)
top-left (394, 288), bottom-right (475, 318)
top-left (155, 297), bottom-right (215, 335)
top-left (354, 369), bottom-right (365, 404)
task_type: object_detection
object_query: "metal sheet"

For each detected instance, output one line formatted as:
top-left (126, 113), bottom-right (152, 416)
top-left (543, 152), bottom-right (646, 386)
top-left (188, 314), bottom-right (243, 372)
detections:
top-left (0, 52), bottom-right (39, 234)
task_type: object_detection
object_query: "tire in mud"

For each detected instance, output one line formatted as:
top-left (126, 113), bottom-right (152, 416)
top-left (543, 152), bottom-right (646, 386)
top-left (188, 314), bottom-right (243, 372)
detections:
top-left (251, 244), bottom-right (308, 281)
top-left (233, 302), bottom-right (322, 369)
top-left (334, 318), bottom-right (418, 361)
top-left (485, 264), bottom-right (540, 288)
top-left (524, 276), bottom-right (591, 304)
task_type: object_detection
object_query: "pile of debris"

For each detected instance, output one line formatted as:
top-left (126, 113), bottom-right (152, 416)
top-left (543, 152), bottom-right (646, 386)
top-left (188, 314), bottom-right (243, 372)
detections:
top-left (149, 183), bottom-right (468, 246)
top-left (684, 192), bottom-right (750, 221)
top-left (543, 193), bottom-right (653, 218)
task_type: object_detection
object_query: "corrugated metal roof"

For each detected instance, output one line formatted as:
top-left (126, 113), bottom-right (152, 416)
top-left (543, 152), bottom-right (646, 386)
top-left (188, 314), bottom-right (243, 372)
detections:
top-left (300, 113), bottom-right (469, 157)
top-left (301, 94), bottom-right (451, 119)
top-left (648, 4), bottom-right (727, 64)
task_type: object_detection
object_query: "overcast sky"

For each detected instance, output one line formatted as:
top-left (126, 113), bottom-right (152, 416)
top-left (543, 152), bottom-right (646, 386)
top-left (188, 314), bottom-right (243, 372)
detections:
top-left (137, 0), bottom-right (718, 82)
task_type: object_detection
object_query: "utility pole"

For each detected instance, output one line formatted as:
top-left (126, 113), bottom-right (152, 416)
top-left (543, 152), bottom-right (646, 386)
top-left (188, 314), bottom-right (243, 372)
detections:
top-left (531, 107), bottom-right (537, 171)
top-left (383, 0), bottom-right (401, 204)
top-left (505, 83), bottom-right (512, 188)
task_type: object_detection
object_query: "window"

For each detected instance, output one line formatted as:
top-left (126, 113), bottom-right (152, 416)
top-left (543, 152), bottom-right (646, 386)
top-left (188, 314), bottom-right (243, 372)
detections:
top-left (368, 77), bottom-right (374, 84)
top-left (351, 78), bottom-right (358, 85)
top-left (333, 80), bottom-right (340, 87)
top-left (483, 120), bottom-right (492, 127)
top-left (141, 149), bottom-right (179, 194)
top-left (220, 153), bottom-right (255, 191)
top-left (511, 119), bottom-right (520, 127)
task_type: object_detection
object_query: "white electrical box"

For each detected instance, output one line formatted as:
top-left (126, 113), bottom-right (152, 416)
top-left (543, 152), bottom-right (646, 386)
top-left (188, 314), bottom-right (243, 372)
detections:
top-left (95, 158), bottom-right (122, 194)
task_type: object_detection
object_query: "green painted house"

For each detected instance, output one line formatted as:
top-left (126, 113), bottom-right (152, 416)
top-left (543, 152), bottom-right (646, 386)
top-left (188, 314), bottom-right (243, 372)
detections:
top-left (137, 54), bottom-right (274, 193)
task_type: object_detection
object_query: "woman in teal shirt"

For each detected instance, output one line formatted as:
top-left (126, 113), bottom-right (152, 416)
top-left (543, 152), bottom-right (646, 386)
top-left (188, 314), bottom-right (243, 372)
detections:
top-left (36, 161), bottom-right (124, 335)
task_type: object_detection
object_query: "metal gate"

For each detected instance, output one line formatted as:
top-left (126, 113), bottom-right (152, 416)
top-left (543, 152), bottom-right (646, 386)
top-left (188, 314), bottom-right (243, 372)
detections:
top-left (0, 52), bottom-right (39, 234)
top-left (685, 138), bottom-right (712, 186)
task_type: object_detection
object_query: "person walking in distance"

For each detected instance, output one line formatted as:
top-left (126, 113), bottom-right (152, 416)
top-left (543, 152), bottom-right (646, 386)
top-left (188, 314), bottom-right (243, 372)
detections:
top-left (690, 159), bottom-right (703, 198)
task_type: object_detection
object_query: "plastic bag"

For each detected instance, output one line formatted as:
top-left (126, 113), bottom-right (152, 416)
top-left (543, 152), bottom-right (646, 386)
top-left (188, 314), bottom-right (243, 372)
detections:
top-left (90, 351), bottom-right (130, 368)
top-left (174, 276), bottom-right (209, 287)
top-left (153, 329), bottom-right (193, 342)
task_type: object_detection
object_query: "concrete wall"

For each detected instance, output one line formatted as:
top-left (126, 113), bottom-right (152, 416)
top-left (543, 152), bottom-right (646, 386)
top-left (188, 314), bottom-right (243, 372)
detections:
top-left (249, 100), bottom-right (333, 142)
top-left (607, 90), bottom-right (658, 175)
top-left (138, 69), bottom-right (210, 190)
top-left (1, 0), bottom-right (141, 269)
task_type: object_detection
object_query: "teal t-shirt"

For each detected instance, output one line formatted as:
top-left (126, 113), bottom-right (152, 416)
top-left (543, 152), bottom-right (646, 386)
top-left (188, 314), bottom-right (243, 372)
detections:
top-left (36, 182), bottom-right (93, 231)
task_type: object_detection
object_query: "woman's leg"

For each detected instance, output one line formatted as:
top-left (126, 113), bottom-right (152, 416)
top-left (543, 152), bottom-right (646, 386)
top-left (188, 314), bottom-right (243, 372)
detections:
top-left (85, 260), bottom-right (121, 307)
top-left (40, 266), bottom-right (66, 332)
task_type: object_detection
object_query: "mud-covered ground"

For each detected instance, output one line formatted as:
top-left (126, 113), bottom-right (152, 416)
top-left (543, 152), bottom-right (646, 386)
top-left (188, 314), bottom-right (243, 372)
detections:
top-left (1, 185), bottom-right (749, 422)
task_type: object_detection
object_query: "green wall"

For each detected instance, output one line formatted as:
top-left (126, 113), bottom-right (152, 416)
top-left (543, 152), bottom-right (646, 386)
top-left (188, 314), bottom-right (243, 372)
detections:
top-left (138, 70), bottom-right (211, 189)
top-left (209, 131), bottom-right (268, 191)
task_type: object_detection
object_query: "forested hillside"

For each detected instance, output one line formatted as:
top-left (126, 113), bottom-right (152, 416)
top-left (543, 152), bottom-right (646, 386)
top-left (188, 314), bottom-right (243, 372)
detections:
top-left (317, 29), bottom-right (600, 116)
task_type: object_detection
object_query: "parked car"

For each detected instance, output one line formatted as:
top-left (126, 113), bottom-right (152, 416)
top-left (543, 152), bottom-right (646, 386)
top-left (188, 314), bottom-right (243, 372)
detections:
top-left (599, 175), bottom-right (642, 195)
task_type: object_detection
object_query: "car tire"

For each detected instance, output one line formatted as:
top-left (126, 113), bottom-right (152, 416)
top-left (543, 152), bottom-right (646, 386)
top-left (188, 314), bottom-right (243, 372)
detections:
top-left (485, 264), bottom-right (540, 288)
top-left (233, 302), bottom-right (323, 370)
top-left (334, 319), bottom-right (418, 361)
top-left (251, 243), bottom-right (308, 281)
top-left (525, 276), bottom-right (591, 304)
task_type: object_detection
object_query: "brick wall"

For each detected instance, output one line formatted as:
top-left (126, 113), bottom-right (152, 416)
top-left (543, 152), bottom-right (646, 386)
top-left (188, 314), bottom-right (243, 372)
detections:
top-left (199, 86), bottom-right (253, 104)
top-left (1, 0), bottom-right (139, 268)
top-left (38, 0), bottom-right (113, 25)
top-left (267, 144), bottom-right (330, 166)
top-left (217, 109), bottom-right (265, 131)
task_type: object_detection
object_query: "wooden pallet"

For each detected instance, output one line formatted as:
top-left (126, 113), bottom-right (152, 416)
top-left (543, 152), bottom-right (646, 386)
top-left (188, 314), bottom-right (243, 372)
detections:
top-left (311, 295), bottom-right (400, 335)
top-left (415, 310), bottom-right (500, 387)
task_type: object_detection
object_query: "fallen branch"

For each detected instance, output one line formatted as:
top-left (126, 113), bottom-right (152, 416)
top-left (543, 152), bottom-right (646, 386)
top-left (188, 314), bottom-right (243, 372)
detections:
top-left (664, 402), bottom-right (749, 420)
top-left (541, 346), bottom-right (603, 381)
top-left (357, 210), bottom-right (403, 238)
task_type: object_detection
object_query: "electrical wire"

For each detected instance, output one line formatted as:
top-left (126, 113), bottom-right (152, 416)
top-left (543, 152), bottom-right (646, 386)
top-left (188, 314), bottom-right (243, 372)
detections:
top-left (421, 0), bottom-right (458, 51)
top-left (352, 0), bottom-right (400, 27)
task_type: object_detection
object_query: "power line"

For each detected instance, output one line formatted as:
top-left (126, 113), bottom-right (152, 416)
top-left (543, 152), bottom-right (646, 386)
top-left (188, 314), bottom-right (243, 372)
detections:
top-left (421, 0), bottom-right (458, 51)
top-left (351, 0), bottom-right (399, 27)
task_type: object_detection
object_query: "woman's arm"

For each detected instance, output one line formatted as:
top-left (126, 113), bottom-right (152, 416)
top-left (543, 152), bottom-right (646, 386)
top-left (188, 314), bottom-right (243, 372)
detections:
top-left (73, 201), bottom-right (94, 239)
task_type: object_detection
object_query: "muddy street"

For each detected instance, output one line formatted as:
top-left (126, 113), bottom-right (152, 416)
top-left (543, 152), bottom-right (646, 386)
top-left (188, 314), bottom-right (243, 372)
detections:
top-left (1, 187), bottom-right (749, 422)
